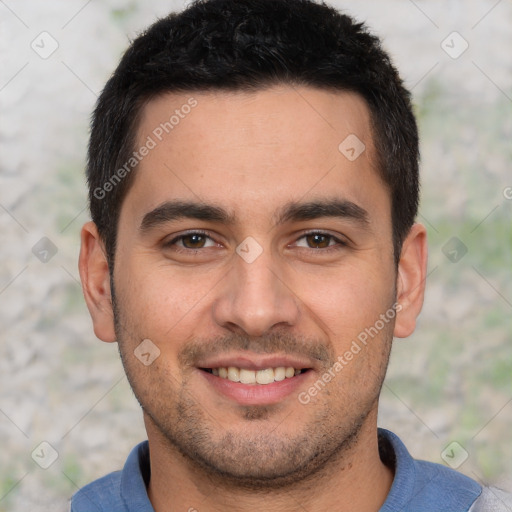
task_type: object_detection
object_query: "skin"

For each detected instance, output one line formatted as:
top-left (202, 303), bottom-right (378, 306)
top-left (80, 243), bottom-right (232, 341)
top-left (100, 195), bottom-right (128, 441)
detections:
top-left (79, 85), bottom-right (428, 512)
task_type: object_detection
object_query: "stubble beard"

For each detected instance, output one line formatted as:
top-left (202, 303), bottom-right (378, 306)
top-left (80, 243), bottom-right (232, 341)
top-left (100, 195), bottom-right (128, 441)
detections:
top-left (112, 286), bottom-right (394, 490)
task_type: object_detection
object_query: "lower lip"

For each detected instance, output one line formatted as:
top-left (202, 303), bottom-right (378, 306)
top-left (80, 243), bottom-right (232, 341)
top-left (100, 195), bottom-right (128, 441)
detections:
top-left (199, 369), bottom-right (312, 405)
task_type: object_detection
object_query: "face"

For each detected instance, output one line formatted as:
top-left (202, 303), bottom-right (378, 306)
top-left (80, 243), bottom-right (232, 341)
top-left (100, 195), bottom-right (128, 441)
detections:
top-left (107, 86), bottom-right (400, 486)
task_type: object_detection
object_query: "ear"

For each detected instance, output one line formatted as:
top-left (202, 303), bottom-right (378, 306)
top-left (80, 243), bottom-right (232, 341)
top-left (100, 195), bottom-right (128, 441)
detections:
top-left (394, 223), bottom-right (428, 338)
top-left (78, 221), bottom-right (116, 343)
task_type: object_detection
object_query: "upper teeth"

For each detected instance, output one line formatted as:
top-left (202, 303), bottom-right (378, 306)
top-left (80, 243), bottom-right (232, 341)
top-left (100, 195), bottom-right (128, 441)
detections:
top-left (211, 366), bottom-right (301, 384)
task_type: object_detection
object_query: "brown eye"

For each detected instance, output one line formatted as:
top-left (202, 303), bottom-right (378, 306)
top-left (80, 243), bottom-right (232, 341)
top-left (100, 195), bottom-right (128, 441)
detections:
top-left (164, 231), bottom-right (217, 252)
top-left (305, 233), bottom-right (332, 249)
top-left (293, 231), bottom-right (347, 252)
top-left (181, 234), bottom-right (207, 248)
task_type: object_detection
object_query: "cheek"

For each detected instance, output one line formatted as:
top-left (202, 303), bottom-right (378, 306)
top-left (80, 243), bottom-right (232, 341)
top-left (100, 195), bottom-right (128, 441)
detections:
top-left (296, 261), bottom-right (395, 340)
top-left (114, 259), bottom-right (215, 348)
top-left (302, 268), bottom-right (395, 397)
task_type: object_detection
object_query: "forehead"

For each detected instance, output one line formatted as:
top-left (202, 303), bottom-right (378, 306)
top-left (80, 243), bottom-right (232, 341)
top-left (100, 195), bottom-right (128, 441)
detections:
top-left (124, 85), bottom-right (388, 226)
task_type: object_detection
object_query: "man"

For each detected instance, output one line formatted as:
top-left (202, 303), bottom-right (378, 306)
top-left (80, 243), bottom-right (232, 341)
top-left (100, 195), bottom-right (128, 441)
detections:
top-left (74, 0), bottom-right (510, 510)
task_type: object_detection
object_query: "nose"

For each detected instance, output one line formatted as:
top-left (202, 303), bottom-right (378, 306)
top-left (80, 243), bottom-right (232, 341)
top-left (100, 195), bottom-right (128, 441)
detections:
top-left (212, 247), bottom-right (300, 337)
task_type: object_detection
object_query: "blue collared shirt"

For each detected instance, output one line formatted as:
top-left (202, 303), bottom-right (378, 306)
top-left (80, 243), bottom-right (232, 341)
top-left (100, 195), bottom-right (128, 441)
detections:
top-left (71, 428), bottom-right (484, 511)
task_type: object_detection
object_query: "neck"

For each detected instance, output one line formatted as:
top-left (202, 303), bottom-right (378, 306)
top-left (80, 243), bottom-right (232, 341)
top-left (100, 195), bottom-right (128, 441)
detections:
top-left (146, 411), bottom-right (394, 512)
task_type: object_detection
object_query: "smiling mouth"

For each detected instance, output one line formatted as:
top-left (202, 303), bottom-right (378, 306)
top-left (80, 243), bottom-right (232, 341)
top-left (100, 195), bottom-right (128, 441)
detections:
top-left (200, 367), bottom-right (310, 385)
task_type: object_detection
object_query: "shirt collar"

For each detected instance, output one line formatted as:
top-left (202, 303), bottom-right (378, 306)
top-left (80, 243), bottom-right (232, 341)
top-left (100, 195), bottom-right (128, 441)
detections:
top-left (378, 428), bottom-right (481, 512)
top-left (120, 441), bottom-right (154, 511)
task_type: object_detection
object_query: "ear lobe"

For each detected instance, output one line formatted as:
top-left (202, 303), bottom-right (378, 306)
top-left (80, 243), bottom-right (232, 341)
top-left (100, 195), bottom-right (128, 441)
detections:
top-left (394, 223), bottom-right (428, 339)
top-left (78, 221), bottom-right (117, 343)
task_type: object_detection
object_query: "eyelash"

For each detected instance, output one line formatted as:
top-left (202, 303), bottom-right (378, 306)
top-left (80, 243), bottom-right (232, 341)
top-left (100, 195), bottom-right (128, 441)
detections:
top-left (164, 229), bottom-right (347, 254)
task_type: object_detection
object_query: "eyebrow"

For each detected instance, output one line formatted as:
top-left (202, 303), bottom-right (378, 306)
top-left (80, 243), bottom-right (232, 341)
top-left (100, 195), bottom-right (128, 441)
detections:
top-left (139, 198), bottom-right (370, 233)
top-left (273, 199), bottom-right (369, 227)
top-left (140, 201), bottom-right (235, 232)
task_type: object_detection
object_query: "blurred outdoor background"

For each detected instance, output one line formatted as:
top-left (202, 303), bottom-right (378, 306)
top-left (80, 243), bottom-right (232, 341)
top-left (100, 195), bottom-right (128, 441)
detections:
top-left (0, 0), bottom-right (511, 510)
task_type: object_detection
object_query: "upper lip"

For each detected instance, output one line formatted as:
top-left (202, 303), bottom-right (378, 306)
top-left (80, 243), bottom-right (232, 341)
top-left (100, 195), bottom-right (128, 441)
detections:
top-left (195, 353), bottom-right (318, 372)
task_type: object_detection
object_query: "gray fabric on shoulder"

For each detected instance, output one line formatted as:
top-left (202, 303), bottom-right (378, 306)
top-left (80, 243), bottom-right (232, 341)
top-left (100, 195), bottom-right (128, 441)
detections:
top-left (469, 486), bottom-right (512, 512)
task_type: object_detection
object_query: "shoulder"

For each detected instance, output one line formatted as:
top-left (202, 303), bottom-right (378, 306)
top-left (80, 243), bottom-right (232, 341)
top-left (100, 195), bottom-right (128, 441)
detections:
top-left (413, 458), bottom-right (482, 505)
top-left (379, 429), bottom-right (482, 512)
top-left (70, 470), bottom-right (123, 511)
top-left (70, 441), bottom-right (152, 512)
